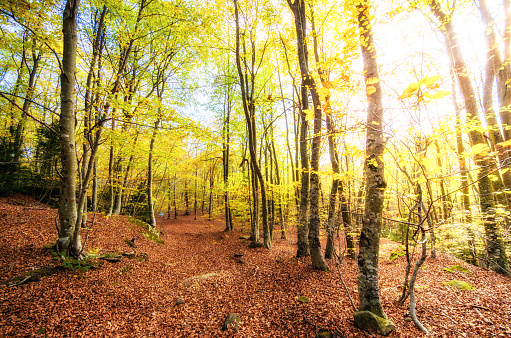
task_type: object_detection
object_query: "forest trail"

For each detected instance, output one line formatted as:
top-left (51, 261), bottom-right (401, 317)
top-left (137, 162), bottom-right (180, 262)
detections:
top-left (1, 195), bottom-right (511, 337)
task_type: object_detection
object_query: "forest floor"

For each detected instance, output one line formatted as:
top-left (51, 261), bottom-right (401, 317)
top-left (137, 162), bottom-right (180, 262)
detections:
top-left (1, 195), bottom-right (511, 337)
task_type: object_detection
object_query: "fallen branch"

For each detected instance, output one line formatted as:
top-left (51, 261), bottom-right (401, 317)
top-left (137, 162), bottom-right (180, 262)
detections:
top-left (470, 304), bottom-right (490, 311)
top-left (7, 275), bottom-right (32, 287)
top-left (333, 248), bottom-right (356, 312)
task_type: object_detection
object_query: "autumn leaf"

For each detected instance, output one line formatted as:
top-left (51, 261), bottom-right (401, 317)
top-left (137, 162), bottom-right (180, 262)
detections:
top-left (366, 85), bottom-right (376, 96)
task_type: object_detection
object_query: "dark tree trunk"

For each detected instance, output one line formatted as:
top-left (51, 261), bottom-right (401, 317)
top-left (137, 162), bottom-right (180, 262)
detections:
top-left (287, 0), bottom-right (327, 269)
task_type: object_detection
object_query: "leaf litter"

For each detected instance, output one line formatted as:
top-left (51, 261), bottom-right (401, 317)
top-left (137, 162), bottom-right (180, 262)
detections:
top-left (1, 195), bottom-right (511, 337)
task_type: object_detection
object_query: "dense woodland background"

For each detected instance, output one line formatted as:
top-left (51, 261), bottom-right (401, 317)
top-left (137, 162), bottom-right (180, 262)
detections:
top-left (1, 0), bottom-right (511, 335)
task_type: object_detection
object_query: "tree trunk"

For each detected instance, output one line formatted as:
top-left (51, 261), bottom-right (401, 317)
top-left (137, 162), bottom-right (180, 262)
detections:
top-left (233, 0), bottom-right (270, 248)
top-left (147, 119), bottom-right (160, 228)
top-left (184, 179), bottom-right (189, 215)
top-left (58, 0), bottom-right (80, 256)
top-left (223, 80), bottom-right (233, 231)
top-left (355, 0), bottom-right (391, 323)
top-left (209, 165), bottom-right (214, 221)
top-left (174, 173), bottom-right (178, 219)
top-left (288, 0), bottom-right (316, 259)
top-left (106, 120), bottom-right (115, 217)
top-left (13, 37), bottom-right (41, 166)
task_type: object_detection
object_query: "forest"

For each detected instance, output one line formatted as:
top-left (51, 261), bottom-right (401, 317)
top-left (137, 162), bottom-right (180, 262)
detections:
top-left (1, 0), bottom-right (511, 336)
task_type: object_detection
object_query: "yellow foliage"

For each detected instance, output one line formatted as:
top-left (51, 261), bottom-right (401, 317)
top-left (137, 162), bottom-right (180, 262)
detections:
top-left (304, 109), bottom-right (314, 121)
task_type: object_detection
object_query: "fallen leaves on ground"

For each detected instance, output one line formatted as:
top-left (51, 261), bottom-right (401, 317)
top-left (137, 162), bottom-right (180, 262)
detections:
top-left (1, 195), bottom-right (510, 337)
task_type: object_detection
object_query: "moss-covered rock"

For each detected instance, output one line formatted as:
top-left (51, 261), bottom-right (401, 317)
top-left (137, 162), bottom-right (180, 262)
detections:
top-left (126, 216), bottom-right (164, 244)
top-left (354, 311), bottom-right (395, 336)
top-left (444, 280), bottom-right (474, 290)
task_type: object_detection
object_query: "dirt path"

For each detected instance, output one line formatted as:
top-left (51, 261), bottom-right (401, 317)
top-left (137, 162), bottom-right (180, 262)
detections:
top-left (1, 196), bottom-right (511, 337)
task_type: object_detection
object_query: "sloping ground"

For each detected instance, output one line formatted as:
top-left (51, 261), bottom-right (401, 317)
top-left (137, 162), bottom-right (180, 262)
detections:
top-left (1, 195), bottom-right (510, 337)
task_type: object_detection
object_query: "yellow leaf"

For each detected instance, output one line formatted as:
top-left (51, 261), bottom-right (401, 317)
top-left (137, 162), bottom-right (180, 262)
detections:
top-left (429, 90), bottom-right (451, 99)
top-left (496, 139), bottom-right (511, 148)
top-left (467, 143), bottom-right (491, 156)
top-left (318, 87), bottom-right (330, 96)
top-left (398, 82), bottom-right (419, 99)
top-left (366, 85), bottom-right (376, 96)
top-left (423, 75), bottom-right (440, 88)
top-left (304, 109), bottom-right (314, 121)
top-left (366, 77), bottom-right (379, 84)
top-left (489, 174), bottom-right (499, 182)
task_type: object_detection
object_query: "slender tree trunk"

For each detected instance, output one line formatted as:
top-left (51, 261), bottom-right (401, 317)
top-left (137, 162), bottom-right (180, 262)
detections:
top-left (288, 0), bottom-right (316, 258)
top-left (223, 82), bottom-right (233, 231)
top-left (194, 168), bottom-right (198, 220)
top-left (184, 179), bottom-right (189, 215)
top-left (355, 1), bottom-right (393, 330)
top-left (92, 159), bottom-right (98, 213)
top-left (233, 0), bottom-right (270, 248)
top-left (13, 38), bottom-right (40, 166)
top-left (209, 165), bottom-right (214, 221)
top-left (106, 116), bottom-right (116, 217)
top-left (147, 119), bottom-right (160, 228)
top-left (174, 173), bottom-right (178, 219)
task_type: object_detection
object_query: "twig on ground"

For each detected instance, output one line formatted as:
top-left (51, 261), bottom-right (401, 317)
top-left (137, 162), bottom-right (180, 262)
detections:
top-left (470, 304), bottom-right (490, 311)
top-left (78, 213), bottom-right (96, 258)
top-left (253, 264), bottom-right (259, 277)
top-left (333, 249), bottom-right (356, 312)
top-left (474, 308), bottom-right (492, 325)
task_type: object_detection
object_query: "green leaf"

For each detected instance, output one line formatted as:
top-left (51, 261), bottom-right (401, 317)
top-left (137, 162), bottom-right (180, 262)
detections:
top-left (296, 296), bottom-right (310, 303)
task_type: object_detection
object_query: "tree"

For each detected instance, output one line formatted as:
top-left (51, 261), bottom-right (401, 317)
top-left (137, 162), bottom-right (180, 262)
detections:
top-left (57, 0), bottom-right (80, 257)
top-left (287, 0), bottom-right (329, 270)
top-left (233, 0), bottom-right (271, 249)
top-left (427, 0), bottom-right (510, 276)
top-left (352, 0), bottom-right (395, 334)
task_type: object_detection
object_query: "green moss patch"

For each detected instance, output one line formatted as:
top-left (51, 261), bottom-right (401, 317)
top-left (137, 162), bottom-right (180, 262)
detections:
top-left (6, 266), bottom-right (60, 287)
top-left (443, 265), bottom-right (471, 274)
top-left (296, 296), bottom-right (310, 303)
top-left (444, 280), bottom-right (474, 290)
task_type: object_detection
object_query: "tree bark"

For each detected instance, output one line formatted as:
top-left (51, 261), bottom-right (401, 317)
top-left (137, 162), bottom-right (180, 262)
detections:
top-left (58, 0), bottom-right (80, 256)
top-left (147, 119), bottom-right (160, 228)
top-left (356, 0), bottom-right (389, 319)
top-left (233, 0), bottom-right (270, 248)
top-left (223, 78), bottom-right (233, 231)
